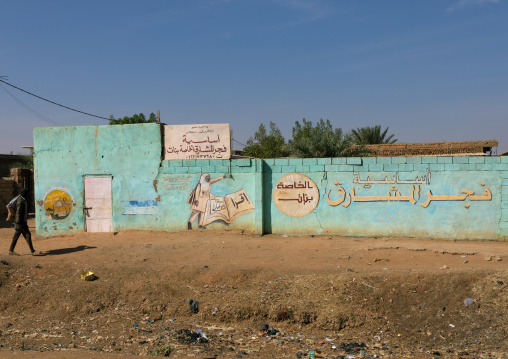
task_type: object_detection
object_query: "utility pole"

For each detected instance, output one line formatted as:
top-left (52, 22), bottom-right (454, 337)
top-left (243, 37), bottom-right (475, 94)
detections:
top-left (157, 110), bottom-right (160, 124)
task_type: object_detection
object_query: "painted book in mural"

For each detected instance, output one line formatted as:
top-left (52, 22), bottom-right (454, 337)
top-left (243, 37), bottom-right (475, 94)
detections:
top-left (201, 189), bottom-right (255, 226)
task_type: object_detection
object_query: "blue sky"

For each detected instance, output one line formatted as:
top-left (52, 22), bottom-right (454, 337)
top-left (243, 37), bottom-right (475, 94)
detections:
top-left (1, 0), bottom-right (507, 155)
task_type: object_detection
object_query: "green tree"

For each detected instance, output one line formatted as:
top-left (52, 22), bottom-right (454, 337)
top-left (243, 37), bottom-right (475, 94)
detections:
top-left (108, 112), bottom-right (157, 125)
top-left (351, 125), bottom-right (397, 145)
top-left (242, 122), bottom-right (290, 158)
top-left (289, 119), bottom-right (364, 158)
top-left (11, 154), bottom-right (34, 170)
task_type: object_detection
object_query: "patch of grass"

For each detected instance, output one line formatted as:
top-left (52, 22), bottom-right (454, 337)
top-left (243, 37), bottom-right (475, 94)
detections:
top-left (153, 345), bottom-right (175, 357)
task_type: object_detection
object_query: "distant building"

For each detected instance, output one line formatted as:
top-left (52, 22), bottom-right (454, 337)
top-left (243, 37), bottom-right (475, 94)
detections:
top-left (0, 154), bottom-right (32, 178)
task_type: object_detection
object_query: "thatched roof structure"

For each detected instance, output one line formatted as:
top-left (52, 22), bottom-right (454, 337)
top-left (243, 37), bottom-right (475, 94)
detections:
top-left (352, 140), bottom-right (498, 157)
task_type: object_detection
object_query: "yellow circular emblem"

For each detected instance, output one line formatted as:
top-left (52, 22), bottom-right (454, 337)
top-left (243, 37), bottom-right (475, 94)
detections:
top-left (44, 190), bottom-right (73, 220)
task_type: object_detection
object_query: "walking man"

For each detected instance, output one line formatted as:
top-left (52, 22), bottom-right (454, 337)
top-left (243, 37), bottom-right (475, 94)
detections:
top-left (9, 188), bottom-right (41, 256)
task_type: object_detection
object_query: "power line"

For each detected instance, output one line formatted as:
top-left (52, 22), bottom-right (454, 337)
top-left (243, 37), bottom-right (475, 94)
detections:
top-left (233, 139), bottom-right (247, 147)
top-left (0, 83), bottom-right (64, 127)
top-left (0, 79), bottom-right (109, 120)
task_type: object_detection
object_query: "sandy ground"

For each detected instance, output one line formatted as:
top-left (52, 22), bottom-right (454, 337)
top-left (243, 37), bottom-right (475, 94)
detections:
top-left (0, 217), bottom-right (507, 358)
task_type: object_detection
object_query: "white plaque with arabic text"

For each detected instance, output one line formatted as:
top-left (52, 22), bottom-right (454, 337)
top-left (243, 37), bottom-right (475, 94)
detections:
top-left (164, 124), bottom-right (231, 160)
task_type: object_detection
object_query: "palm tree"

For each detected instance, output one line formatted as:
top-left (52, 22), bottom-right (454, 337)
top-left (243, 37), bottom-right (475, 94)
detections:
top-left (289, 119), bottom-right (371, 158)
top-left (351, 125), bottom-right (397, 145)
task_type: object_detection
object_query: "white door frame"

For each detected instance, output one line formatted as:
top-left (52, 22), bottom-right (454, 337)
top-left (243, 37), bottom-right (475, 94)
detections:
top-left (83, 175), bottom-right (113, 232)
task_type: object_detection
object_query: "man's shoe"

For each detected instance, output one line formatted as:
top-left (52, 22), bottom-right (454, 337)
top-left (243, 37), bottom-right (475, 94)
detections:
top-left (8, 251), bottom-right (19, 256)
top-left (31, 251), bottom-right (43, 256)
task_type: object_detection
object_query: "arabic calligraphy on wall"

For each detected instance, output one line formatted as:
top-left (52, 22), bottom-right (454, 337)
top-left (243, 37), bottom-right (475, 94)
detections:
top-left (164, 124), bottom-right (231, 160)
top-left (163, 175), bottom-right (191, 190)
top-left (274, 174), bottom-right (319, 217)
top-left (327, 171), bottom-right (492, 209)
top-left (44, 190), bottom-right (73, 220)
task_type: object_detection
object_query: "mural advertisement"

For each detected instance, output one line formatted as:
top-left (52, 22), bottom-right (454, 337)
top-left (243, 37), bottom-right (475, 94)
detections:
top-left (326, 171), bottom-right (492, 209)
top-left (270, 170), bottom-right (497, 239)
top-left (187, 173), bottom-right (255, 229)
top-left (164, 124), bottom-right (231, 160)
top-left (274, 171), bottom-right (493, 217)
top-left (44, 189), bottom-right (73, 220)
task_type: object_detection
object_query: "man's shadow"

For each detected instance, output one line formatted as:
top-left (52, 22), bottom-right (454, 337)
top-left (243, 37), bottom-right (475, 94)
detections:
top-left (42, 245), bottom-right (97, 256)
top-left (0, 217), bottom-right (14, 229)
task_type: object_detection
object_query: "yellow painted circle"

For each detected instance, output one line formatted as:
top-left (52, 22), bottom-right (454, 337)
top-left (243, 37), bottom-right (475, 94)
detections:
top-left (44, 190), bottom-right (73, 220)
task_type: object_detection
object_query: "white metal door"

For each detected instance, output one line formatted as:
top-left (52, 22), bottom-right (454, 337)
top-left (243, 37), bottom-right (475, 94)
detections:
top-left (84, 176), bottom-right (112, 232)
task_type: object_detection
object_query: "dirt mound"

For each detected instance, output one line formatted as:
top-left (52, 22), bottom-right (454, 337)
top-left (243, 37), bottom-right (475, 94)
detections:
top-left (0, 219), bottom-right (507, 358)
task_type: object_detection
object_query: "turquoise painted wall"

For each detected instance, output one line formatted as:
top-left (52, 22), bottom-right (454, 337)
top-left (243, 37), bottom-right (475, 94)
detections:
top-left (34, 124), bottom-right (508, 240)
top-left (34, 124), bottom-right (162, 236)
top-left (34, 124), bottom-right (260, 236)
top-left (264, 157), bottom-right (507, 241)
top-left (155, 158), bottom-right (261, 233)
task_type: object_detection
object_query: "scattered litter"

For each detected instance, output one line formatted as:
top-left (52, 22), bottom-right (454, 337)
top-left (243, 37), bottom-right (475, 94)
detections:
top-left (497, 280), bottom-right (504, 286)
top-left (139, 340), bottom-right (147, 344)
top-left (340, 342), bottom-right (367, 354)
top-left (212, 307), bottom-right (218, 315)
top-left (0, 260), bottom-right (9, 265)
top-left (169, 318), bottom-right (176, 322)
top-left (188, 299), bottom-right (199, 313)
top-left (260, 324), bottom-right (279, 336)
top-left (449, 324), bottom-right (455, 328)
top-left (176, 329), bottom-right (208, 344)
top-left (132, 324), bottom-right (139, 328)
top-left (464, 298), bottom-right (475, 307)
top-left (80, 271), bottom-right (96, 281)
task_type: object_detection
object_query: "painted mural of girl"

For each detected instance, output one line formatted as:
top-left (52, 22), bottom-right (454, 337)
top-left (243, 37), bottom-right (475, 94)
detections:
top-left (187, 173), bottom-right (226, 229)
